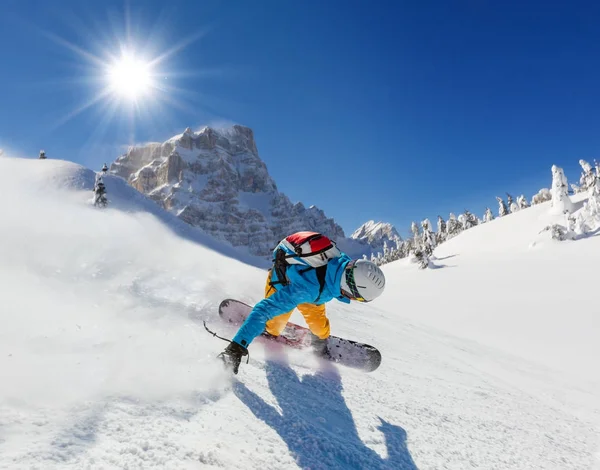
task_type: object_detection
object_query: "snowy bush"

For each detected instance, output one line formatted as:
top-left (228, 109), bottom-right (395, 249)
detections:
top-left (539, 224), bottom-right (573, 242)
top-left (531, 188), bottom-right (551, 205)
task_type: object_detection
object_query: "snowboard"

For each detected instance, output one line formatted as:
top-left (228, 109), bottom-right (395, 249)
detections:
top-left (218, 299), bottom-right (382, 372)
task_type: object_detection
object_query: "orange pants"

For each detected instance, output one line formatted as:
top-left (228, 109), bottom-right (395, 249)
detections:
top-left (264, 273), bottom-right (330, 340)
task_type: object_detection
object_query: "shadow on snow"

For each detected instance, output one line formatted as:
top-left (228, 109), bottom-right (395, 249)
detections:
top-left (234, 345), bottom-right (418, 470)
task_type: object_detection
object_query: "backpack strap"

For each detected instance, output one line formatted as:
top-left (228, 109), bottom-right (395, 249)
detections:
top-left (270, 248), bottom-right (290, 287)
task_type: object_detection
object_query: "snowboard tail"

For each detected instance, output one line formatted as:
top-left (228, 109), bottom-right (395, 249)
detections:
top-left (218, 299), bottom-right (382, 372)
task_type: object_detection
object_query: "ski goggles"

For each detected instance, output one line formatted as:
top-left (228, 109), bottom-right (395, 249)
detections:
top-left (341, 260), bottom-right (366, 302)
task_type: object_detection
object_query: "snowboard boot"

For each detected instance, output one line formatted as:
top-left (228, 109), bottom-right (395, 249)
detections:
top-left (218, 341), bottom-right (248, 375)
top-left (310, 334), bottom-right (330, 358)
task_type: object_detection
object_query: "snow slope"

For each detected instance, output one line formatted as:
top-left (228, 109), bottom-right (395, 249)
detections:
top-left (0, 156), bottom-right (598, 469)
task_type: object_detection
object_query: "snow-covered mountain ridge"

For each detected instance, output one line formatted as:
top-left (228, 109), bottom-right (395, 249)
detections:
top-left (110, 125), bottom-right (372, 257)
top-left (0, 156), bottom-right (598, 469)
top-left (351, 220), bottom-right (402, 251)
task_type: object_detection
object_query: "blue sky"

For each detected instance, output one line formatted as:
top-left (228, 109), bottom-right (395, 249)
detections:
top-left (2, 0), bottom-right (600, 236)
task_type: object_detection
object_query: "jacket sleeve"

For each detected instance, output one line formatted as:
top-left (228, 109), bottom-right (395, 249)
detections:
top-left (232, 282), bottom-right (312, 348)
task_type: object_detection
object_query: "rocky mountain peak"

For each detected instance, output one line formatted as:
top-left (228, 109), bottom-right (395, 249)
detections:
top-left (109, 125), bottom-right (344, 257)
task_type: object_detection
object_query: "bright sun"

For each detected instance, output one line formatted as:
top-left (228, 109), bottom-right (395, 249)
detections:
top-left (107, 53), bottom-right (153, 100)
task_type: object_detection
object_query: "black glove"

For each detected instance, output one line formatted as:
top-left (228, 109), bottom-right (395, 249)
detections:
top-left (218, 341), bottom-right (248, 375)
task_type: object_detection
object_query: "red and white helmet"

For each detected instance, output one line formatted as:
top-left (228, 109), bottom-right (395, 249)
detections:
top-left (340, 259), bottom-right (385, 302)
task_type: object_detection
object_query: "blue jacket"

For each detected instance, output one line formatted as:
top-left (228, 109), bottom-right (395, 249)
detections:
top-left (232, 254), bottom-right (352, 348)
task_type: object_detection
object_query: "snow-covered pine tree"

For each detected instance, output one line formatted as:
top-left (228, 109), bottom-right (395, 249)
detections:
top-left (413, 248), bottom-right (429, 270)
top-left (93, 178), bottom-right (108, 208)
top-left (436, 215), bottom-right (447, 244)
top-left (579, 159), bottom-right (596, 192)
top-left (39, 150), bottom-right (46, 160)
top-left (483, 207), bottom-right (494, 223)
top-left (469, 210), bottom-right (479, 227)
top-left (582, 175), bottom-right (600, 226)
top-left (421, 219), bottom-right (436, 256)
top-left (550, 165), bottom-right (574, 214)
top-left (462, 210), bottom-right (478, 229)
top-left (383, 241), bottom-right (389, 261)
top-left (506, 193), bottom-right (515, 208)
top-left (446, 213), bottom-right (462, 238)
top-left (411, 221), bottom-right (420, 240)
top-left (437, 215), bottom-right (446, 235)
top-left (516, 195), bottom-right (529, 210)
top-left (101, 163), bottom-right (109, 173)
top-left (496, 196), bottom-right (509, 217)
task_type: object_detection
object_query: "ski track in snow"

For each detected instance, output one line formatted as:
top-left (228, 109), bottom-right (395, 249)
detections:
top-left (0, 157), bottom-right (598, 469)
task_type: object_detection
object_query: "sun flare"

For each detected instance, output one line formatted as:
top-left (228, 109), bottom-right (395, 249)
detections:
top-left (107, 53), bottom-right (153, 100)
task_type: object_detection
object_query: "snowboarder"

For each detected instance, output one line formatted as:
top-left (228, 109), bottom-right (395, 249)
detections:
top-left (39, 150), bottom-right (46, 159)
top-left (219, 231), bottom-right (386, 374)
top-left (93, 178), bottom-right (107, 207)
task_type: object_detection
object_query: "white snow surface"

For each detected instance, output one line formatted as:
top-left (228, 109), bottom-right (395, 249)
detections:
top-left (0, 156), bottom-right (598, 469)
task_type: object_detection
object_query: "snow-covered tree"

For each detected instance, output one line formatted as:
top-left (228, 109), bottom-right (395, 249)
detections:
top-left (93, 178), bottom-right (108, 208)
top-left (531, 188), bottom-right (552, 205)
top-left (383, 241), bottom-right (389, 260)
top-left (506, 193), bottom-right (515, 208)
top-left (436, 215), bottom-right (447, 244)
top-left (399, 240), bottom-right (411, 259)
top-left (446, 213), bottom-right (462, 238)
top-left (580, 176), bottom-right (600, 227)
top-left (413, 248), bottom-right (430, 270)
top-left (483, 207), bottom-right (494, 223)
top-left (39, 150), bottom-right (47, 160)
top-left (540, 224), bottom-right (570, 241)
top-left (462, 210), bottom-right (478, 229)
top-left (550, 165), bottom-right (574, 214)
top-left (437, 215), bottom-right (446, 235)
top-left (410, 221), bottom-right (420, 241)
top-left (579, 159), bottom-right (596, 192)
top-left (496, 196), bottom-right (509, 217)
top-left (517, 195), bottom-right (529, 210)
top-left (571, 212), bottom-right (589, 237)
top-left (101, 163), bottom-right (109, 174)
top-left (421, 219), bottom-right (436, 256)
